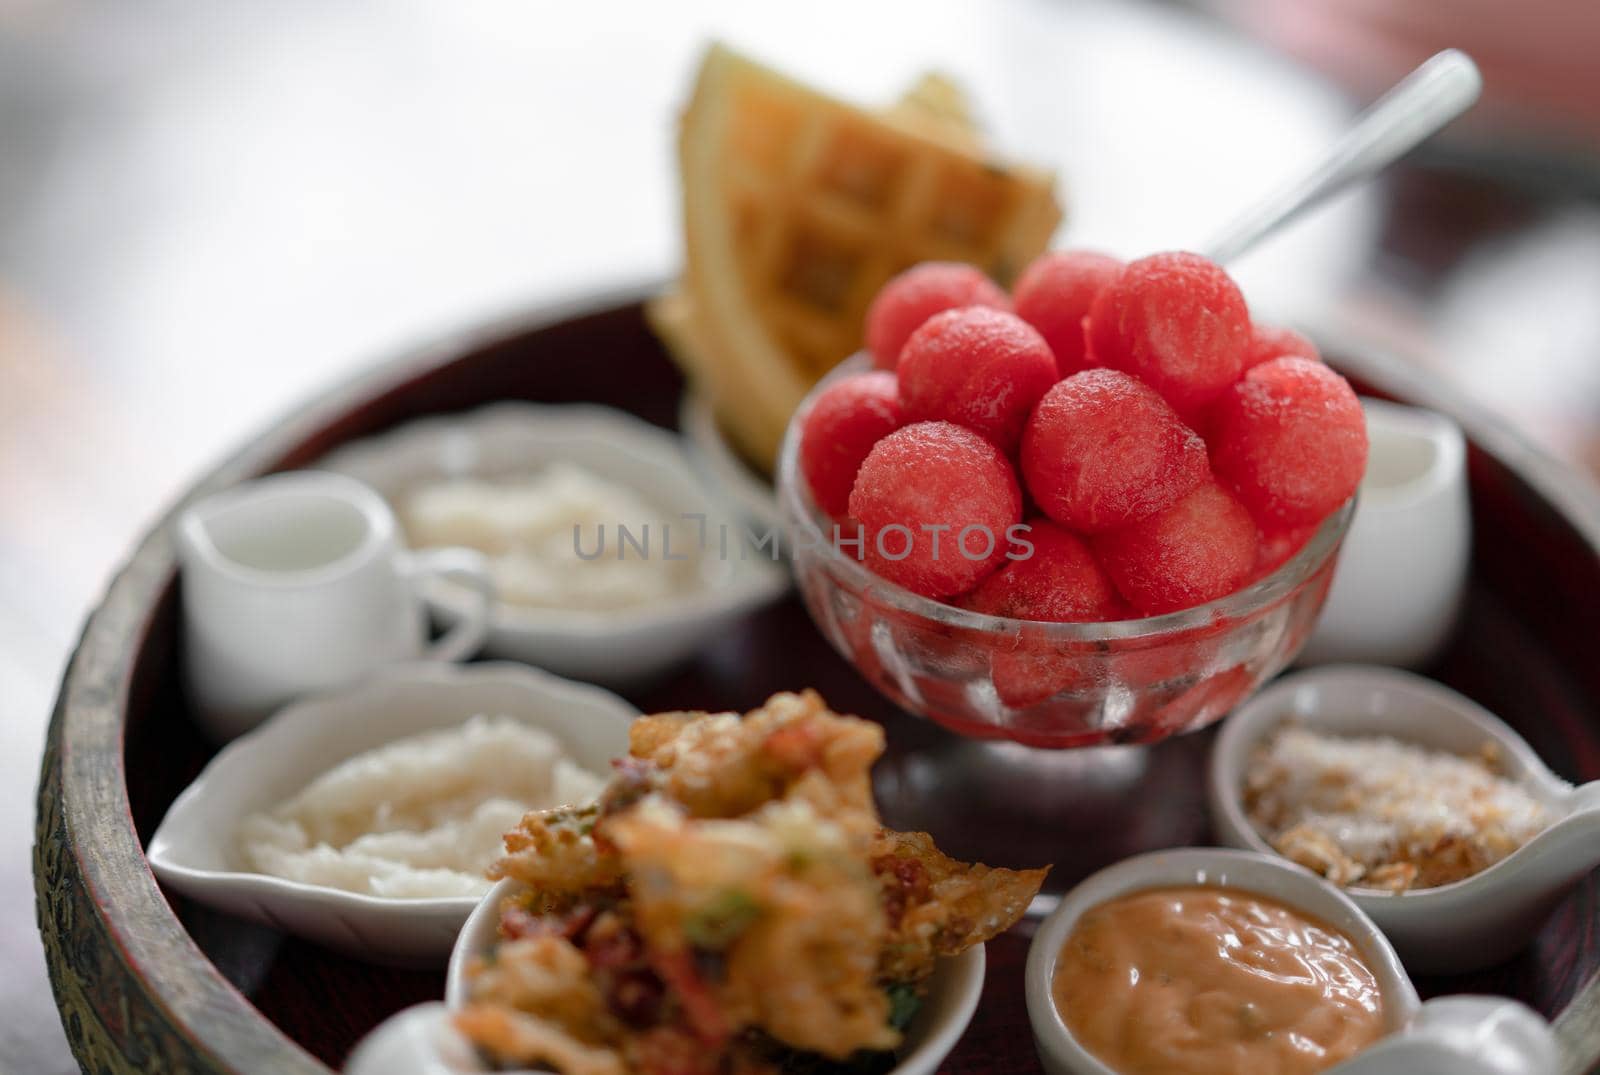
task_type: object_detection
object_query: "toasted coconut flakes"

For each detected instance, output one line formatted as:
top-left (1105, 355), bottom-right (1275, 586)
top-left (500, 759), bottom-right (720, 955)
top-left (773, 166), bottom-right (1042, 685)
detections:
top-left (1243, 726), bottom-right (1551, 891)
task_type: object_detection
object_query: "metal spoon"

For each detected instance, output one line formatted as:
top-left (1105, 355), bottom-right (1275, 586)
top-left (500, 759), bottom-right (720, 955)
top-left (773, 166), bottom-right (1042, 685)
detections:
top-left (1204, 49), bottom-right (1482, 264)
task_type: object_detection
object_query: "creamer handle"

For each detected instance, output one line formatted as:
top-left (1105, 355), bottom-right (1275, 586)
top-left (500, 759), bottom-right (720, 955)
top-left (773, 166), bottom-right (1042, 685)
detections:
top-left (406, 547), bottom-right (495, 663)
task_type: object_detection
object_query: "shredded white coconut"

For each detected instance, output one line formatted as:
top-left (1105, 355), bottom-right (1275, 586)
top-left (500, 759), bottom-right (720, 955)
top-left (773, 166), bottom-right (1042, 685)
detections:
top-left (1243, 726), bottom-right (1551, 891)
top-left (237, 715), bottom-right (605, 898)
top-left (401, 464), bottom-right (700, 611)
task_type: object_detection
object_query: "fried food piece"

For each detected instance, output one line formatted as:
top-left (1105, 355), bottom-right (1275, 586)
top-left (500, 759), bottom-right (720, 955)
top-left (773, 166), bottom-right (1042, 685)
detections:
top-left (465, 932), bottom-right (620, 1041)
top-left (491, 804), bottom-right (621, 899)
top-left (872, 828), bottom-right (1047, 982)
top-left (467, 693), bottom-right (1047, 1075)
top-left (456, 931), bottom-right (625, 1075)
top-left (626, 691), bottom-right (883, 823)
top-left (455, 1006), bottom-right (624, 1075)
top-left (608, 796), bottom-right (894, 1058)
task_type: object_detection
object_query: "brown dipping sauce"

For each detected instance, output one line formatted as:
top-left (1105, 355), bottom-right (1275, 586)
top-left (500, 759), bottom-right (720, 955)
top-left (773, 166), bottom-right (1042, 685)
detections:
top-left (1053, 887), bottom-right (1386, 1075)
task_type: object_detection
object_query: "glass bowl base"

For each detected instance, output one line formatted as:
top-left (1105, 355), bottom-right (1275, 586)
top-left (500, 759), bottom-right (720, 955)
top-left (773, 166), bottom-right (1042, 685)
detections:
top-left (871, 715), bottom-right (1216, 896)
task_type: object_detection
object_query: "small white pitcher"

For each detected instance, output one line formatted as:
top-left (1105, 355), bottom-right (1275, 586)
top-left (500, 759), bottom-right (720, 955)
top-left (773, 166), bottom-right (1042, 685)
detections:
top-left (175, 470), bottom-right (494, 741)
top-left (1299, 399), bottom-right (1470, 667)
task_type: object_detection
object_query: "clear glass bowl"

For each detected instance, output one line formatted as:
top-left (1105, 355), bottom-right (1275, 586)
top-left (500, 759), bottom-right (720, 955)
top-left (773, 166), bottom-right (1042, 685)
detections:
top-left (776, 359), bottom-right (1355, 749)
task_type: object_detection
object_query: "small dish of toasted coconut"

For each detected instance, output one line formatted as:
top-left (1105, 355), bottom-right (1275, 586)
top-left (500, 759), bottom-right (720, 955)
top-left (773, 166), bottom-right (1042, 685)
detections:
top-left (1242, 725), bottom-right (1549, 892)
top-left (1209, 665), bottom-right (1600, 973)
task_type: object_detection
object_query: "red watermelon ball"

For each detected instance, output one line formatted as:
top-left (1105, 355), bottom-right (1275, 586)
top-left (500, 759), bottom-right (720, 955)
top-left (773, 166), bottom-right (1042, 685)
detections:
top-left (960, 518), bottom-right (1126, 622)
top-left (1086, 251), bottom-right (1250, 411)
top-left (1012, 250), bottom-right (1124, 376)
top-left (799, 372), bottom-right (904, 519)
top-left (1020, 369), bottom-right (1210, 533)
top-left (962, 520), bottom-right (1128, 707)
top-left (1252, 522), bottom-right (1319, 582)
top-left (1210, 356), bottom-right (1368, 527)
top-left (988, 646), bottom-right (1077, 710)
top-left (1246, 323), bottom-right (1321, 369)
top-left (897, 307), bottom-right (1058, 454)
top-left (847, 421), bottom-right (1022, 598)
top-left (1093, 482), bottom-right (1260, 615)
top-left (865, 262), bottom-right (1011, 370)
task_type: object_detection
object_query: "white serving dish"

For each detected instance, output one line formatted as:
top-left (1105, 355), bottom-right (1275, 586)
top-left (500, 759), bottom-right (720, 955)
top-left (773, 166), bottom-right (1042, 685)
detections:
top-left (147, 662), bottom-right (635, 966)
top-left (678, 389), bottom-right (784, 547)
top-left (318, 402), bottom-right (789, 687)
top-left (1026, 848), bottom-right (1558, 1075)
top-left (1209, 665), bottom-right (1600, 973)
top-left (1299, 399), bottom-right (1471, 667)
top-left (345, 875), bottom-right (985, 1075)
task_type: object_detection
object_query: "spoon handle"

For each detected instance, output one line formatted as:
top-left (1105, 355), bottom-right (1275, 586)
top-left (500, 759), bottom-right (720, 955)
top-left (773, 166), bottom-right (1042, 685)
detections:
top-left (1204, 49), bottom-right (1482, 265)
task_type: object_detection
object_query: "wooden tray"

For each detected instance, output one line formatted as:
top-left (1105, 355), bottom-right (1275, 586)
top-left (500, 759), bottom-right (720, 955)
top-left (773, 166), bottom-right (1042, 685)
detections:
top-left (34, 292), bottom-right (1600, 1074)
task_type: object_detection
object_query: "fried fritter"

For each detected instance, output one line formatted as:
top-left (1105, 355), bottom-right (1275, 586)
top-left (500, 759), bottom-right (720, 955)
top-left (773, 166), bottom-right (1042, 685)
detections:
top-left (460, 692), bottom-right (1046, 1075)
top-left (608, 796), bottom-right (894, 1058)
top-left (872, 828), bottom-right (1048, 982)
top-left (626, 691), bottom-right (883, 822)
top-left (491, 804), bottom-right (620, 900)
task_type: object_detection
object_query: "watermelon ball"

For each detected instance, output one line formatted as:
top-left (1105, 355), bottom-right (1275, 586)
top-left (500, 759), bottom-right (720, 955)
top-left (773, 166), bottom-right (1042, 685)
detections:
top-left (1246, 323), bottom-right (1320, 369)
top-left (960, 519), bottom-right (1125, 622)
top-left (1093, 482), bottom-right (1260, 615)
top-left (1086, 252), bottom-right (1250, 411)
top-left (988, 646), bottom-right (1074, 710)
top-left (799, 372), bottom-right (904, 519)
top-left (985, 628), bottom-right (1097, 710)
top-left (848, 421), bottom-right (1021, 598)
top-left (865, 262), bottom-right (1011, 370)
top-left (1020, 369), bottom-right (1209, 533)
top-left (1210, 356), bottom-right (1368, 527)
top-left (961, 520), bottom-right (1126, 709)
top-left (1253, 522), bottom-right (1319, 582)
top-left (897, 307), bottom-right (1058, 454)
top-left (1012, 250), bottom-right (1124, 376)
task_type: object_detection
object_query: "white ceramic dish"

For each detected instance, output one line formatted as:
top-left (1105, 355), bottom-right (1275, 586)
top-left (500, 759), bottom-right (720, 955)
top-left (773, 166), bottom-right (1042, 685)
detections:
top-left (678, 389), bottom-right (784, 547)
top-left (1026, 848), bottom-right (1558, 1075)
top-left (318, 402), bottom-right (789, 687)
top-left (147, 662), bottom-right (635, 966)
top-left (1299, 399), bottom-right (1471, 668)
top-left (345, 875), bottom-right (985, 1075)
top-left (1209, 665), bottom-right (1600, 973)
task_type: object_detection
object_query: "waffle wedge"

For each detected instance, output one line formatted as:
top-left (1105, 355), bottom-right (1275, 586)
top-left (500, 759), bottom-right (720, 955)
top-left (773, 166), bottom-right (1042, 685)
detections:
top-left (651, 44), bottom-right (1064, 472)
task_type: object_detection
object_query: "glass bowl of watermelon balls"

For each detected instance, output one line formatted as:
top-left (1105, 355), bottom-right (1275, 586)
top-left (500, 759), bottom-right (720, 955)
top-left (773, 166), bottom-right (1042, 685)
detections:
top-left (777, 253), bottom-right (1365, 748)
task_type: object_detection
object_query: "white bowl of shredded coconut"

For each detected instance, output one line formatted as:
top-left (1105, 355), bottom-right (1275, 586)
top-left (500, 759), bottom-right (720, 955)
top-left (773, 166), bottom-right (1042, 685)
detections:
top-left (148, 662), bottom-right (633, 966)
top-left (1209, 665), bottom-right (1600, 973)
top-left (317, 403), bottom-right (789, 687)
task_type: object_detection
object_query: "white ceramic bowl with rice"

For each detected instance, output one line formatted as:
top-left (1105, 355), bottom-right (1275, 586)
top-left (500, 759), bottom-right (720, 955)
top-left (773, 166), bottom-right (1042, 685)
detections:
top-left (148, 662), bottom-right (635, 966)
top-left (1208, 665), bottom-right (1600, 972)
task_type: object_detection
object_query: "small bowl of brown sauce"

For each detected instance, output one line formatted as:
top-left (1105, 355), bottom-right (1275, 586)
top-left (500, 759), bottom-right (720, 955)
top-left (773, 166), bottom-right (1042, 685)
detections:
top-left (1026, 848), bottom-right (1558, 1075)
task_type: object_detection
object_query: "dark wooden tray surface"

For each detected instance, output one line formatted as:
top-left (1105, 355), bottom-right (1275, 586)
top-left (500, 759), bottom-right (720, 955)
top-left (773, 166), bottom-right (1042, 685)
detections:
top-left (34, 293), bottom-right (1600, 1073)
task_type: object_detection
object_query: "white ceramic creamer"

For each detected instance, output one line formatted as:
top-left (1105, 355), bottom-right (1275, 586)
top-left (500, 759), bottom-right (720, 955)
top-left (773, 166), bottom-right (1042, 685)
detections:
top-left (1300, 399), bottom-right (1470, 667)
top-left (176, 470), bottom-right (493, 740)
